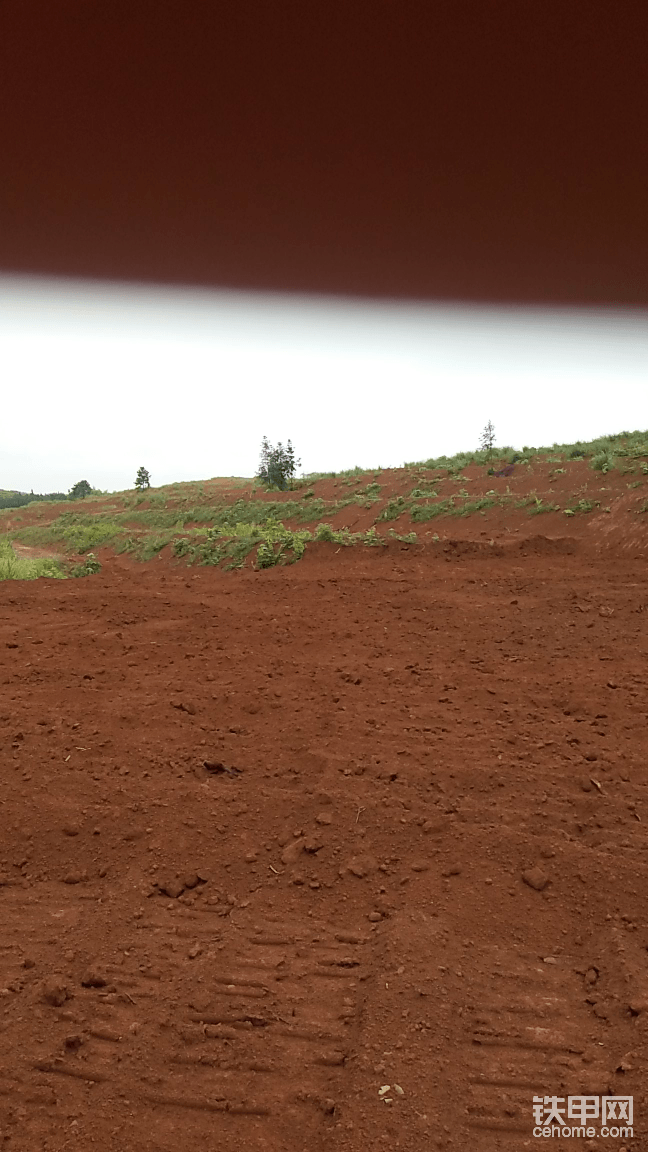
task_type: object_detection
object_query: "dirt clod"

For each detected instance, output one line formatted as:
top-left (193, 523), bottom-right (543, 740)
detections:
top-left (159, 878), bottom-right (184, 898)
top-left (40, 978), bottom-right (69, 1007)
top-left (81, 968), bottom-right (108, 988)
top-left (522, 867), bottom-right (550, 892)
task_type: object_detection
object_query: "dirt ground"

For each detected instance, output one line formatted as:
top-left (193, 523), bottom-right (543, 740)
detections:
top-left (1, 533), bottom-right (647, 1151)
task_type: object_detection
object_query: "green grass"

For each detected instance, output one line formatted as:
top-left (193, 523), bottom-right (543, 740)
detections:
top-left (405, 429), bottom-right (648, 472)
top-left (563, 499), bottom-right (599, 516)
top-left (0, 537), bottom-right (66, 581)
top-left (410, 496), bottom-right (502, 521)
top-left (378, 497), bottom-right (408, 521)
top-left (18, 514), bottom-right (122, 554)
top-left (301, 465), bottom-right (374, 482)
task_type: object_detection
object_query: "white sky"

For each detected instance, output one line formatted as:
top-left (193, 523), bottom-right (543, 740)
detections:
top-left (1, 274), bottom-right (647, 494)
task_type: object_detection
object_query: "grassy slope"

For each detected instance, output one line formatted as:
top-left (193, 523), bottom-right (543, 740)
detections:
top-left (1, 429), bottom-right (647, 574)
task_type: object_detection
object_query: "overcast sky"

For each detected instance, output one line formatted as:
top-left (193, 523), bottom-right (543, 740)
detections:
top-left (1, 275), bottom-right (647, 494)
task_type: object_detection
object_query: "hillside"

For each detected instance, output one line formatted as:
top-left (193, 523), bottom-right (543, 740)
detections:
top-left (2, 430), bottom-right (648, 575)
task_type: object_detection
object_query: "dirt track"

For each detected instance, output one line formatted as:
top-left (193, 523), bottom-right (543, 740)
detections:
top-left (1, 536), bottom-right (648, 1150)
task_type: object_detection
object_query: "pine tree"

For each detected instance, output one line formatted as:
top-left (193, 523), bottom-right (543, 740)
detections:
top-left (135, 466), bottom-right (151, 490)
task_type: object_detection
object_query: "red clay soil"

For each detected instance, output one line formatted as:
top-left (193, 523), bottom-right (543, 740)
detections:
top-left (1, 535), bottom-right (648, 1151)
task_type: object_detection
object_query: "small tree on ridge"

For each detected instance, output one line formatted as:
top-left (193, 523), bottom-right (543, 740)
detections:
top-left (69, 480), bottom-right (92, 500)
top-left (479, 420), bottom-right (496, 459)
top-left (256, 437), bottom-right (301, 491)
top-left (135, 466), bottom-right (151, 490)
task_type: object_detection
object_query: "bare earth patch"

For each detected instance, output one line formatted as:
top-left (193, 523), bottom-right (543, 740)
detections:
top-left (0, 536), bottom-right (646, 1149)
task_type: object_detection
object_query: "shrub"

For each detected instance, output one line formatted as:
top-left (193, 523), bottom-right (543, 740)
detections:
top-left (69, 552), bottom-right (102, 577)
top-left (591, 450), bottom-right (615, 473)
top-left (362, 527), bottom-right (386, 546)
top-left (253, 519), bottom-right (308, 568)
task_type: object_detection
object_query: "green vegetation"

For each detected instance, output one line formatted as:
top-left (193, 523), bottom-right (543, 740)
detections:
top-left (256, 437), bottom-right (301, 491)
top-left (3, 426), bottom-right (646, 577)
top-left (0, 537), bottom-right (65, 581)
top-left (525, 497), bottom-right (561, 515)
top-left (405, 428), bottom-right (648, 473)
top-left (379, 497), bottom-right (408, 521)
top-left (563, 499), bottom-right (599, 516)
top-left (69, 480), bottom-right (93, 499)
top-left (410, 496), bottom-right (500, 521)
top-left (479, 419), bottom-right (496, 458)
top-left (16, 513), bottom-right (122, 554)
top-left (69, 553), bottom-right (102, 578)
top-left (0, 490), bottom-right (68, 510)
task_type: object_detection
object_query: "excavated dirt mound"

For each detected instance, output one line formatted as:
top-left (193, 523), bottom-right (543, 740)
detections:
top-left (1, 538), bottom-right (648, 1150)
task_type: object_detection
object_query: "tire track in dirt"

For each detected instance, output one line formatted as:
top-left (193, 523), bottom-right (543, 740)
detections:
top-left (0, 539), bottom-right (647, 1149)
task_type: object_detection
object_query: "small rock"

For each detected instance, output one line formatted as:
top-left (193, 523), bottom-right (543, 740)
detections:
top-left (81, 968), bottom-right (107, 988)
top-left (159, 878), bottom-right (184, 899)
top-left (441, 865), bottom-right (462, 878)
top-left (304, 836), bottom-right (324, 854)
top-left (62, 870), bottom-right (87, 885)
top-left (172, 699), bottom-right (196, 714)
top-left (182, 872), bottom-right (200, 889)
top-left (315, 812), bottom-right (333, 825)
top-left (62, 824), bottom-right (80, 837)
top-left (628, 997), bottom-right (648, 1015)
top-left (64, 1033), bottom-right (84, 1050)
top-left (122, 826), bottom-right (145, 842)
top-left (203, 760), bottom-right (241, 776)
top-left (91, 1025), bottom-right (122, 1041)
top-left (368, 911), bottom-right (383, 922)
top-left (539, 846), bottom-right (556, 860)
top-left (522, 867), bottom-right (549, 892)
top-left (40, 978), bottom-right (69, 1007)
top-left (580, 778), bottom-right (593, 792)
top-left (345, 855), bottom-right (378, 878)
top-left (410, 861), bottom-right (429, 873)
top-left (281, 838), bottom-right (306, 866)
